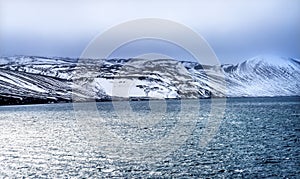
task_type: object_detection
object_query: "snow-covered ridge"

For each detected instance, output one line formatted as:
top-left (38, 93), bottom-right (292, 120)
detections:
top-left (0, 56), bottom-right (299, 104)
top-left (221, 56), bottom-right (300, 97)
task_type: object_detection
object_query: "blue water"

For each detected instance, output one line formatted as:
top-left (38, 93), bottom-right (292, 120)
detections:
top-left (0, 97), bottom-right (299, 178)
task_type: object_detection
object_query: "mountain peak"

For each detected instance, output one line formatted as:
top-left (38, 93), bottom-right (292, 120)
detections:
top-left (237, 55), bottom-right (300, 71)
top-left (230, 55), bottom-right (300, 79)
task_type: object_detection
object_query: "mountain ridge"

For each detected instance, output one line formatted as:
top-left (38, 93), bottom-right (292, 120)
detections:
top-left (0, 55), bottom-right (299, 105)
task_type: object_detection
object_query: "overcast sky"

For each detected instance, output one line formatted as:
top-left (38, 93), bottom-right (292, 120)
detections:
top-left (0, 0), bottom-right (299, 64)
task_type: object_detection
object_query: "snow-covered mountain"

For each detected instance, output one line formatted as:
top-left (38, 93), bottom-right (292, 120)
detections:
top-left (0, 55), bottom-right (299, 104)
top-left (222, 56), bottom-right (300, 97)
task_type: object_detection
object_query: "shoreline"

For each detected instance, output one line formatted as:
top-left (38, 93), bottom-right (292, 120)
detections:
top-left (0, 95), bottom-right (299, 107)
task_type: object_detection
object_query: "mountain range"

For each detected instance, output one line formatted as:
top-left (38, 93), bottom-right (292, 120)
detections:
top-left (0, 55), bottom-right (299, 105)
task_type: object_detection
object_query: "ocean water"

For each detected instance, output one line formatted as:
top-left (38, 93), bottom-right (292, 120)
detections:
top-left (0, 97), bottom-right (299, 178)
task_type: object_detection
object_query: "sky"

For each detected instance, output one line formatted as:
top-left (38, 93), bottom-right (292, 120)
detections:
top-left (0, 0), bottom-right (299, 64)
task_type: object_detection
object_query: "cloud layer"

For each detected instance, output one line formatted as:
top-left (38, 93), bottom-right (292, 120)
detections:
top-left (0, 0), bottom-right (299, 63)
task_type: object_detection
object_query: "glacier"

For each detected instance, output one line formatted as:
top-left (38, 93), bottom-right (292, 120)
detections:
top-left (0, 55), bottom-right (299, 105)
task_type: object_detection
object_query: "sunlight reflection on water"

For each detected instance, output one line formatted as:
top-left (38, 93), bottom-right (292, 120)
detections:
top-left (0, 97), bottom-right (299, 178)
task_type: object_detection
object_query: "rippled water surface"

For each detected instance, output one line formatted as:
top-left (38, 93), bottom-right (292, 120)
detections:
top-left (0, 97), bottom-right (299, 178)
